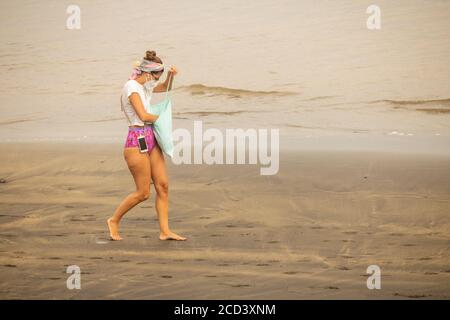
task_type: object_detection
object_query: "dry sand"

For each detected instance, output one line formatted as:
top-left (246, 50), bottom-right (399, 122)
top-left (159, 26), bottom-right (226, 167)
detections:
top-left (0, 142), bottom-right (449, 299)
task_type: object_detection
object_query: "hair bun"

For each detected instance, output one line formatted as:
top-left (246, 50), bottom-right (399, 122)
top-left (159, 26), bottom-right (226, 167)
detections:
top-left (145, 50), bottom-right (156, 60)
top-left (142, 50), bottom-right (163, 64)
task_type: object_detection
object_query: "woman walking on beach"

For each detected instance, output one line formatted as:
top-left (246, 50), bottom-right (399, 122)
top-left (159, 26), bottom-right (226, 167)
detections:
top-left (107, 50), bottom-right (187, 241)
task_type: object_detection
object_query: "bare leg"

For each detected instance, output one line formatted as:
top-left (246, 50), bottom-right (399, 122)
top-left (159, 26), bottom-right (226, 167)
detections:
top-left (107, 148), bottom-right (151, 240)
top-left (149, 144), bottom-right (187, 241)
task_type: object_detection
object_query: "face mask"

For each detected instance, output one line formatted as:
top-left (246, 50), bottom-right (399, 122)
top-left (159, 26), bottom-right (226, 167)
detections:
top-left (144, 74), bottom-right (158, 90)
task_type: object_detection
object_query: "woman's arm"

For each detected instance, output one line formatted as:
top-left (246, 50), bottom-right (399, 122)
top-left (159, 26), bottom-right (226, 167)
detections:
top-left (153, 73), bottom-right (173, 93)
top-left (129, 92), bottom-right (159, 123)
top-left (153, 66), bottom-right (177, 92)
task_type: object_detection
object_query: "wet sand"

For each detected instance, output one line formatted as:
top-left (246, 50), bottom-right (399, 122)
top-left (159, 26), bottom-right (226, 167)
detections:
top-left (0, 142), bottom-right (449, 299)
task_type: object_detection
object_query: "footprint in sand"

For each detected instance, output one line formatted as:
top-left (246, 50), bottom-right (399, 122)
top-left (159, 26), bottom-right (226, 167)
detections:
top-left (93, 236), bottom-right (109, 244)
top-left (393, 293), bottom-right (430, 298)
top-left (3, 264), bottom-right (17, 268)
top-left (230, 284), bottom-right (251, 288)
top-left (336, 266), bottom-right (351, 271)
top-left (220, 283), bottom-right (251, 288)
top-left (342, 231), bottom-right (358, 235)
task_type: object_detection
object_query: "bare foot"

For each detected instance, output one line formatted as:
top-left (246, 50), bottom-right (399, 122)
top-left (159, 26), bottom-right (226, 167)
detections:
top-left (159, 230), bottom-right (187, 241)
top-left (107, 218), bottom-right (123, 241)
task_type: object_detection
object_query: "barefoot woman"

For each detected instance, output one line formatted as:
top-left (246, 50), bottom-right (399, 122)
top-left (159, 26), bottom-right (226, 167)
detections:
top-left (107, 50), bottom-right (187, 241)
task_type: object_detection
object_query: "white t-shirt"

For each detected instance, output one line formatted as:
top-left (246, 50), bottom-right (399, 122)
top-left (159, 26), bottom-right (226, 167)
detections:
top-left (120, 79), bottom-right (154, 126)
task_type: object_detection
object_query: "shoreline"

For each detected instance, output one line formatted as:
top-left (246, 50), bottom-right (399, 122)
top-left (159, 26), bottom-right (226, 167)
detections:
top-left (0, 133), bottom-right (449, 156)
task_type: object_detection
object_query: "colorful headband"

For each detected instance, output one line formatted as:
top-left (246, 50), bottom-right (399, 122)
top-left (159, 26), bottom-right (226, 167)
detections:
top-left (129, 59), bottom-right (164, 80)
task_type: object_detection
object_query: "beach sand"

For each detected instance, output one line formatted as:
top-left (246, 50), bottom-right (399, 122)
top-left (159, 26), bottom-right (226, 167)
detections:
top-left (0, 142), bottom-right (449, 299)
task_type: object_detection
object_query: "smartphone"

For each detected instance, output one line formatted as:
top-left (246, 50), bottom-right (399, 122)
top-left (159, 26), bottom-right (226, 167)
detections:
top-left (137, 135), bottom-right (148, 153)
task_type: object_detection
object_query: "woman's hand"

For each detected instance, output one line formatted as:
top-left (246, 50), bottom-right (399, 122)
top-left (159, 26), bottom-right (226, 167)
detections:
top-left (168, 66), bottom-right (178, 77)
top-left (153, 66), bottom-right (178, 92)
top-left (165, 66), bottom-right (177, 90)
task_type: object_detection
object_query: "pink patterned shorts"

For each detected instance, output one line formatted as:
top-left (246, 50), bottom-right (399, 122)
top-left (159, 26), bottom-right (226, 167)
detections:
top-left (124, 125), bottom-right (156, 153)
